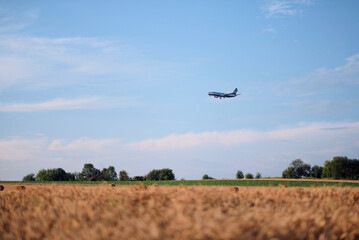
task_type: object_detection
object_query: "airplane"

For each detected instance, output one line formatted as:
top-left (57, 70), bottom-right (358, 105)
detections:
top-left (208, 88), bottom-right (240, 99)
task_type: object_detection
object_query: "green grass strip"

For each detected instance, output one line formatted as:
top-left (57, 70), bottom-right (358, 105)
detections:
top-left (2, 179), bottom-right (359, 187)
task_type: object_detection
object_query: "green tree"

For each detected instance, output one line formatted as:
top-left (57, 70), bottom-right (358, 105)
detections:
top-left (331, 156), bottom-right (349, 179)
top-left (245, 173), bottom-right (253, 179)
top-left (348, 158), bottom-right (359, 180)
top-left (22, 173), bottom-right (35, 181)
top-left (35, 168), bottom-right (67, 181)
top-left (133, 176), bottom-right (145, 181)
top-left (36, 169), bottom-right (50, 181)
top-left (282, 167), bottom-right (296, 179)
top-left (236, 170), bottom-right (244, 179)
top-left (100, 166), bottom-right (117, 181)
top-left (146, 169), bottom-right (160, 181)
top-left (159, 168), bottom-right (175, 180)
top-left (290, 159), bottom-right (311, 178)
top-left (119, 170), bottom-right (130, 181)
top-left (65, 172), bottom-right (77, 181)
top-left (145, 168), bottom-right (175, 181)
top-left (330, 156), bottom-right (359, 180)
top-left (311, 165), bottom-right (323, 178)
top-left (202, 174), bottom-right (214, 180)
top-left (282, 159), bottom-right (311, 179)
top-left (71, 172), bottom-right (80, 181)
top-left (322, 160), bottom-right (332, 178)
top-left (255, 172), bottom-right (262, 179)
top-left (79, 163), bottom-right (101, 181)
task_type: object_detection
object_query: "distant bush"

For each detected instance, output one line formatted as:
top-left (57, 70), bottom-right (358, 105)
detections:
top-left (245, 173), bottom-right (253, 179)
top-left (202, 174), bottom-right (214, 180)
top-left (255, 172), bottom-right (262, 179)
top-left (236, 170), bottom-right (244, 179)
top-left (133, 176), bottom-right (145, 181)
top-left (22, 173), bottom-right (35, 181)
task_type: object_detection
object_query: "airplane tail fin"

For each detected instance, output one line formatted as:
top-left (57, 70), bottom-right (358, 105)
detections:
top-left (233, 88), bottom-right (238, 94)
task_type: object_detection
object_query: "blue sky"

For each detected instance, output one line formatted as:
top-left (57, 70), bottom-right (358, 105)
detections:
top-left (1, 0), bottom-right (359, 180)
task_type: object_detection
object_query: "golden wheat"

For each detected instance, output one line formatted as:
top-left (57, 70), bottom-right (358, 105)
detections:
top-left (1, 184), bottom-right (359, 240)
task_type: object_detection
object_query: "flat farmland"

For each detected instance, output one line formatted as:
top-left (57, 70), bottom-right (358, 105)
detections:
top-left (1, 184), bottom-right (359, 240)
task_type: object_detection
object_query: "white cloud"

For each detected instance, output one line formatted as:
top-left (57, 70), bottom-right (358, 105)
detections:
top-left (49, 138), bottom-right (121, 152)
top-left (1, 121), bottom-right (358, 180)
top-left (0, 137), bottom-right (47, 161)
top-left (2, 122), bottom-right (357, 158)
top-left (0, 96), bottom-right (140, 112)
top-left (127, 121), bottom-right (359, 150)
top-left (262, 0), bottom-right (313, 18)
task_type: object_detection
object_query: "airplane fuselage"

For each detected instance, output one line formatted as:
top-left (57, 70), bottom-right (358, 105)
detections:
top-left (208, 88), bottom-right (239, 99)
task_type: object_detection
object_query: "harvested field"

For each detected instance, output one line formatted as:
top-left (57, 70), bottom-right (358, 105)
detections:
top-left (1, 184), bottom-right (359, 240)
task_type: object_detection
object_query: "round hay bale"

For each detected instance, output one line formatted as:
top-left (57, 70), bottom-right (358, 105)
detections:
top-left (278, 184), bottom-right (287, 188)
top-left (139, 183), bottom-right (147, 190)
top-left (16, 185), bottom-right (26, 190)
top-left (151, 184), bottom-right (159, 188)
top-left (0, 185), bottom-right (4, 191)
top-left (108, 183), bottom-right (115, 188)
top-left (230, 186), bottom-right (239, 192)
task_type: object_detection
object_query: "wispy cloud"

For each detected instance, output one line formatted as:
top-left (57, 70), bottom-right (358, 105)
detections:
top-left (262, 0), bottom-right (314, 18)
top-left (49, 138), bottom-right (121, 152)
top-left (0, 7), bottom-right (38, 33)
top-left (273, 52), bottom-right (359, 99)
top-left (0, 34), bottom-right (170, 91)
top-left (264, 27), bottom-right (276, 33)
top-left (127, 122), bottom-right (359, 150)
top-left (292, 53), bottom-right (359, 92)
top-left (2, 122), bottom-right (357, 156)
top-left (0, 96), bottom-right (140, 112)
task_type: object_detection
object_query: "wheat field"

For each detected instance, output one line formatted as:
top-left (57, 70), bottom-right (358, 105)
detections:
top-left (1, 184), bottom-right (359, 240)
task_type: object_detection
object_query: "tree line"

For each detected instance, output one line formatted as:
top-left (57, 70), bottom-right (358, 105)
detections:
top-left (282, 156), bottom-right (359, 180)
top-left (23, 163), bottom-right (175, 182)
top-left (202, 171), bottom-right (262, 180)
top-left (23, 156), bottom-right (358, 182)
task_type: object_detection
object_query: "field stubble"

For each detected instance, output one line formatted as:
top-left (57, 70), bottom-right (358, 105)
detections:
top-left (1, 184), bottom-right (359, 240)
